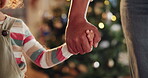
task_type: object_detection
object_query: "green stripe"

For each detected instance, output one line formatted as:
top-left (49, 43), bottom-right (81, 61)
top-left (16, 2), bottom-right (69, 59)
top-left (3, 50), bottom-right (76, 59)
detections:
top-left (51, 49), bottom-right (60, 64)
top-left (30, 48), bottom-right (45, 61)
top-left (11, 38), bottom-right (17, 45)
top-left (11, 38), bottom-right (23, 46)
top-left (25, 30), bottom-right (32, 37)
top-left (15, 19), bottom-right (22, 22)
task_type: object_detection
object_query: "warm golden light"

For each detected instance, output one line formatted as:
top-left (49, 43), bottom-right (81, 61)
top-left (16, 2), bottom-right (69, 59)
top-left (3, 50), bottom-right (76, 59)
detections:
top-left (104, 0), bottom-right (110, 5)
top-left (66, 0), bottom-right (71, 2)
top-left (111, 15), bottom-right (117, 21)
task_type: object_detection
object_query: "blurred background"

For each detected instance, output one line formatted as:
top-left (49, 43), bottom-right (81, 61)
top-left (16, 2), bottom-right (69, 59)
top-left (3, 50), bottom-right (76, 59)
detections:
top-left (2, 0), bottom-right (130, 78)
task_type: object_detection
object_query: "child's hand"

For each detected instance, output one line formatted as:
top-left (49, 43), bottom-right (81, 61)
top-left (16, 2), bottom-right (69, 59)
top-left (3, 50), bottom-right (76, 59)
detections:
top-left (86, 30), bottom-right (94, 47)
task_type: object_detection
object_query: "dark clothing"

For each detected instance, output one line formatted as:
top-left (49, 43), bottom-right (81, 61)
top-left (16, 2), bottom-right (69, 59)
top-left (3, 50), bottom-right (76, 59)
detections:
top-left (120, 0), bottom-right (148, 78)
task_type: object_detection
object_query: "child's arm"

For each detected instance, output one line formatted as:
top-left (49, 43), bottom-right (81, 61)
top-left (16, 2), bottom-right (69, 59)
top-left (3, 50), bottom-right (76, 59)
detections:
top-left (22, 23), bottom-right (94, 68)
top-left (22, 22), bottom-right (72, 68)
top-left (21, 21), bottom-right (96, 69)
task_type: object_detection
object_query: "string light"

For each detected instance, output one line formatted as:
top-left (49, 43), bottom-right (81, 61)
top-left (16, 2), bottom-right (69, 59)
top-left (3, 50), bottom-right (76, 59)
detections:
top-left (66, 0), bottom-right (71, 2)
top-left (108, 59), bottom-right (114, 68)
top-left (104, 0), bottom-right (110, 5)
top-left (111, 15), bottom-right (117, 21)
top-left (61, 14), bottom-right (67, 19)
top-left (107, 12), bottom-right (113, 20)
top-left (98, 22), bottom-right (105, 29)
top-left (93, 61), bottom-right (100, 68)
top-left (62, 67), bottom-right (69, 73)
top-left (110, 24), bottom-right (121, 32)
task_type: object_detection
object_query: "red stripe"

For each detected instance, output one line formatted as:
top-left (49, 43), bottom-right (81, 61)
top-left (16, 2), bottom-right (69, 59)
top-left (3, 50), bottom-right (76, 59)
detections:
top-left (23, 35), bottom-right (34, 45)
top-left (35, 51), bottom-right (45, 67)
top-left (56, 47), bottom-right (67, 61)
top-left (10, 32), bottom-right (24, 40)
top-left (16, 58), bottom-right (23, 64)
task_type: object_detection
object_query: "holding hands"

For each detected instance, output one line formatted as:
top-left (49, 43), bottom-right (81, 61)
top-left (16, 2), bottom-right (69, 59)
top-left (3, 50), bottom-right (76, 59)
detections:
top-left (66, 19), bottom-right (101, 55)
top-left (65, 0), bottom-right (101, 55)
top-left (66, 19), bottom-right (101, 54)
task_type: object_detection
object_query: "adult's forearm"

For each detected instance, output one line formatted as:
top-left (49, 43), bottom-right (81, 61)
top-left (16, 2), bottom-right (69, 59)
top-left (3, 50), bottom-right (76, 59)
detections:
top-left (68, 0), bottom-right (90, 20)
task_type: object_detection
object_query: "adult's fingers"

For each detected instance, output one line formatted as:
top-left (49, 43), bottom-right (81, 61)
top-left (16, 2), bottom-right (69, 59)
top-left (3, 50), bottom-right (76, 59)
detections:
top-left (67, 40), bottom-right (78, 55)
top-left (93, 32), bottom-right (101, 47)
top-left (67, 45), bottom-right (78, 55)
top-left (81, 33), bottom-right (92, 54)
top-left (75, 39), bottom-right (84, 54)
top-left (67, 45), bottom-right (73, 53)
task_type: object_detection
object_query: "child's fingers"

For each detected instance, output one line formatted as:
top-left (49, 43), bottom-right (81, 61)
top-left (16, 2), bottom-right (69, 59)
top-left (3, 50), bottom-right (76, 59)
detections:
top-left (87, 34), bottom-right (93, 41)
top-left (88, 35), bottom-right (93, 46)
top-left (90, 30), bottom-right (94, 36)
top-left (90, 41), bottom-right (93, 46)
top-left (86, 30), bottom-right (95, 46)
top-left (90, 30), bottom-right (93, 33)
top-left (89, 30), bottom-right (94, 46)
top-left (89, 30), bottom-right (94, 41)
top-left (86, 30), bottom-right (90, 34)
top-left (86, 30), bottom-right (93, 41)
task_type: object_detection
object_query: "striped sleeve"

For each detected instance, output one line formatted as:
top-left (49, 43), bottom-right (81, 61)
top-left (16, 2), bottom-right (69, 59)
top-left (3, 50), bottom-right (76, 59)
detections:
top-left (21, 21), bottom-right (73, 68)
top-left (10, 19), bottom-right (25, 46)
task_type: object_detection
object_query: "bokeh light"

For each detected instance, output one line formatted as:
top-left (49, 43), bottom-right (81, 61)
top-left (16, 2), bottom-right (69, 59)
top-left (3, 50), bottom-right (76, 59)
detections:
top-left (66, 0), bottom-right (71, 2)
top-left (93, 61), bottom-right (100, 68)
top-left (111, 15), bottom-right (117, 21)
top-left (98, 22), bottom-right (105, 29)
top-left (104, 0), bottom-right (110, 5)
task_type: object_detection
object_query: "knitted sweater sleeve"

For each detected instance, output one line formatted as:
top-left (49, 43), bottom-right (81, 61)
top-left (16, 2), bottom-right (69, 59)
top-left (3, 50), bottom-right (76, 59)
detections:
top-left (21, 21), bottom-right (73, 68)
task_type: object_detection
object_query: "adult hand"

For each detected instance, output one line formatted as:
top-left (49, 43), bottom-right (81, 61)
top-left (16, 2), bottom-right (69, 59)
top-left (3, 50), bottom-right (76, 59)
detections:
top-left (65, 0), bottom-right (101, 55)
top-left (65, 18), bottom-right (101, 55)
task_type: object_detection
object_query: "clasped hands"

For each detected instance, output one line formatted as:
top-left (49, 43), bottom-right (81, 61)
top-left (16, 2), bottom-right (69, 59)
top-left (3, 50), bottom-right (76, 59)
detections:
top-left (65, 18), bottom-right (101, 55)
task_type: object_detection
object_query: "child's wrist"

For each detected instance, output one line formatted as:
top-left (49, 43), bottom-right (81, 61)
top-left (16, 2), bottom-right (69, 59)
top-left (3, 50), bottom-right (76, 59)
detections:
top-left (90, 0), bottom-right (93, 2)
top-left (61, 44), bottom-right (73, 58)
